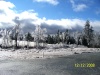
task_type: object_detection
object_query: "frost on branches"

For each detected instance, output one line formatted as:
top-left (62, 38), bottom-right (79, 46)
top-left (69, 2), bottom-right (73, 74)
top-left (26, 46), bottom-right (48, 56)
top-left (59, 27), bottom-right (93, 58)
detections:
top-left (0, 29), bottom-right (13, 48)
top-left (33, 25), bottom-right (47, 48)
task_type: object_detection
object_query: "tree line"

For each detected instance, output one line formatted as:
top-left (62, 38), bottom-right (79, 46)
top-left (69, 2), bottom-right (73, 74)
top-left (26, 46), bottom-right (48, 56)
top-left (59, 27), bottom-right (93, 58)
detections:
top-left (0, 20), bottom-right (100, 49)
top-left (46, 20), bottom-right (100, 48)
top-left (24, 20), bottom-right (100, 48)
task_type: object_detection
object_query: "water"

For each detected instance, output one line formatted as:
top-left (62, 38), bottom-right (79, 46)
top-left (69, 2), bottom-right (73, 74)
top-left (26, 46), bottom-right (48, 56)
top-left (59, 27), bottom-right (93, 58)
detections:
top-left (0, 52), bottom-right (100, 75)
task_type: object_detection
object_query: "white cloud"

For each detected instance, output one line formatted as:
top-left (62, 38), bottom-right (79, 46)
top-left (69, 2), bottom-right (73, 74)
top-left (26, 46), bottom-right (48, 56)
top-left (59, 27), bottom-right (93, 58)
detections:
top-left (0, 0), bottom-right (100, 32)
top-left (74, 4), bottom-right (87, 12)
top-left (0, 0), bottom-right (39, 28)
top-left (41, 19), bottom-right (85, 29)
top-left (0, 0), bottom-right (15, 10)
top-left (70, 0), bottom-right (87, 12)
top-left (91, 21), bottom-right (100, 27)
top-left (33, 0), bottom-right (59, 5)
top-left (18, 10), bottom-right (38, 20)
top-left (0, 0), bottom-right (16, 27)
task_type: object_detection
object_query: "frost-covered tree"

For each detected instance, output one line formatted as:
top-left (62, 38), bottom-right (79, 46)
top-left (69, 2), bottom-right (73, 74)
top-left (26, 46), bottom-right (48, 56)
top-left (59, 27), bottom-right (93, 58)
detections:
top-left (64, 29), bottom-right (69, 44)
top-left (1, 29), bottom-right (7, 47)
top-left (56, 30), bottom-right (62, 43)
top-left (83, 20), bottom-right (94, 47)
top-left (0, 29), bottom-right (13, 48)
top-left (74, 31), bottom-right (80, 45)
top-left (46, 34), bottom-right (55, 44)
top-left (25, 32), bottom-right (33, 41)
top-left (72, 31), bottom-right (83, 45)
top-left (33, 25), bottom-right (47, 48)
top-left (92, 33), bottom-right (100, 47)
top-left (56, 30), bottom-right (60, 43)
top-left (56, 29), bottom-right (69, 44)
top-left (25, 32), bottom-right (34, 48)
top-left (7, 30), bottom-right (13, 47)
top-left (13, 24), bottom-right (20, 49)
top-left (18, 29), bottom-right (24, 41)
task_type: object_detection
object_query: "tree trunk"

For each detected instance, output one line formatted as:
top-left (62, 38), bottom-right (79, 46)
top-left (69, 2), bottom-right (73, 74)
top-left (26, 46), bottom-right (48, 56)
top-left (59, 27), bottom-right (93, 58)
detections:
top-left (15, 33), bottom-right (18, 49)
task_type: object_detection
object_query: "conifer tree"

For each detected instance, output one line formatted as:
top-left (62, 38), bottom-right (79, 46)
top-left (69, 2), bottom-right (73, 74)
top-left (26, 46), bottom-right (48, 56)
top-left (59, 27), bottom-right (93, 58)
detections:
top-left (84, 20), bottom-right (94, 47)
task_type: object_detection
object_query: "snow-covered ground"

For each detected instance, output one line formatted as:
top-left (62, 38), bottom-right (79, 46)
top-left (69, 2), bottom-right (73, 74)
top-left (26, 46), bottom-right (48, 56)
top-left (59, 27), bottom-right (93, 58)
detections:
top-left (0, 38), bottom-right (100, 60)
top-left (0, 47), bottom-right (100, 60)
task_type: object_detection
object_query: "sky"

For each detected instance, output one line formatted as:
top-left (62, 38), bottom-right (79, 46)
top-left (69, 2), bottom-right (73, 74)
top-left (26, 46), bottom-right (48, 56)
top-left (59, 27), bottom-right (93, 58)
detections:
top-left (0, 0), bottom-right (100, 34)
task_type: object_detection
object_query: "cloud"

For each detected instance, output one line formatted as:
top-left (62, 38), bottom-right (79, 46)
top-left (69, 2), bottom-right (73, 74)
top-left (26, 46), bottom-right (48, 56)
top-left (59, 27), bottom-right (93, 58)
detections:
top-left (0, 0), bottom-right (16, 27)
top-left (70, 0), bottom-right (87, 12)
top-left (41, 18), bottom-right (86, 29)
top-left (90, 21), bottom-right (100, 32)
top-left (33, 0), bottom-right (59, 5)
top-left (0, 0), bottom-right (100, 34)
top-left (41, 23), bottom-right (66, 34)
top-left (0, 10), bottom-right (5, 14)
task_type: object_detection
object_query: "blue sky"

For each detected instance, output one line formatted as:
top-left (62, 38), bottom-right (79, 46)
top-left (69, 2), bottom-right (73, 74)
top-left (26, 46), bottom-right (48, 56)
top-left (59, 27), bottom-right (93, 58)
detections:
top-left (0, 0), bottom-right (100, 33)
top-left (8, 0), bottom-right (100, 20)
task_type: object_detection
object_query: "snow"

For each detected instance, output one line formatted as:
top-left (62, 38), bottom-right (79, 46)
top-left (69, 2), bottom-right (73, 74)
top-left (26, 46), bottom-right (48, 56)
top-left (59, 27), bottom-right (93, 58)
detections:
top-left (0, 38), bottom-right (100, 60)
top-left (0, 47), bottom-right (100, 60)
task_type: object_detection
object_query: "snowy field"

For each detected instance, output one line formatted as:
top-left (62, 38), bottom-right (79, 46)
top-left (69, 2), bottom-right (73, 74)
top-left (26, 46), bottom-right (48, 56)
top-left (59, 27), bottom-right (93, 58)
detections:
top-left (0, 47), bottom-right (100, 60)
top-left (0, 38), bottom-right (100, 60)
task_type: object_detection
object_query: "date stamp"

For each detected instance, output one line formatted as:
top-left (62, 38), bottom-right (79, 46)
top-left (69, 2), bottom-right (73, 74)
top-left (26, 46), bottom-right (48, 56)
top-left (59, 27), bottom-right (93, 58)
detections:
top-left (75, 63), bottom-right (95, 68)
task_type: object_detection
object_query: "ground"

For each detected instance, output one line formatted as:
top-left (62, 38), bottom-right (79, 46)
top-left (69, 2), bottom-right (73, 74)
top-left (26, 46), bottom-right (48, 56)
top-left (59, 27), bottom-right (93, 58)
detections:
top-left (0, 45), bottom-right (100, 60)
top-left (0, 43), bottom-right (100, 75)
top-left (0, 52), bottom-right (100, 75)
